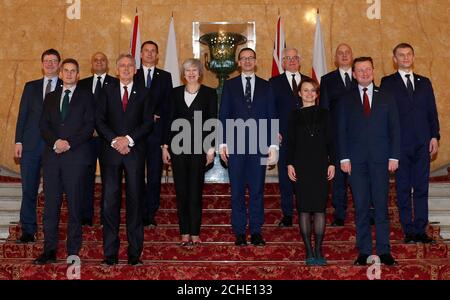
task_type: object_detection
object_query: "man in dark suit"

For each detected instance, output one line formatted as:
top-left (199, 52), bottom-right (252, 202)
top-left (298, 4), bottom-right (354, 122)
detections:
top-left (96, 54), bottom-right (154, 266)
top-left (381, 43), bottom-right (440, 244)
top-left (78, 52), bottom-right (118, 226)
top-left (338, 57), bottom-right (400, 266)
top-left (269, 47), bottom-right (311, 227)
top-left (134, 41), bottom-right (173, 227)
top-left (220, 48), bottom-right (278, 247)
top-left (14, 48), bottom-right (62, 243)
top-left (34, 58), bottom-right (95, 264)
top-left (320, 43), bottom-right (355, 226)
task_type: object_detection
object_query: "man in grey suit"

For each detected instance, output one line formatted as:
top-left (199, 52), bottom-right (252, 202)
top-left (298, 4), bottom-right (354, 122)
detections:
top-left (14, 48), bottom-right (62, 243)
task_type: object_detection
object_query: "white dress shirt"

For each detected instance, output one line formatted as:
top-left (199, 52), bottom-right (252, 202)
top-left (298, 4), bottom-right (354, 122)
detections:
top-left (285, 71), bottom-right (301, 91)
top-left (43, 76), bottom-right (59, 99)
top-left (92, 73), bottom-right (107, 94)
top-left (241, 73), bottom-right (255, 101)
top-left (338, 68), bottom-right (352, 85)
top-left (398, 70), bottom-right (415, 90)
top-left (142, 65), bottom-right (155, 87)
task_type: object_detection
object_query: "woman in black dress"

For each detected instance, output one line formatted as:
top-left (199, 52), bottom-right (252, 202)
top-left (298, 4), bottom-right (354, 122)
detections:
top-left (161, 58), bottom-right (217, 246)
top-left (286, 78), bottom-right (335, 265)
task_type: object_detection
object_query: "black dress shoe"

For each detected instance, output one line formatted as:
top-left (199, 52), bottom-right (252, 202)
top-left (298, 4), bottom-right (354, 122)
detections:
top-left (81, 218), bottom-right (93, 226)
top-left (331, 218), bottom-right (344, 227)
top-left (354, 254), bottom-right (369, 266)
top-left (415, 233), bottom-right (435, 244)
top-left (17, 233), bottom-right (35, 244)
top-left (404, 234), bottom-right (416, 244)
top-left (102, 256), bottom-right (118, 266)
top-left (143, 216), bottom-right (157, 227)
top-left (235, 234), bottom-right (247, 246)
top-left (250, 234), bottom-right (266, 246)
top-left (34, 251), bottom-right (57, 265)
top-left (379, 253), bottom-right (398, 266)
top-left (128, 257), bottom-right (143, 266)
top-left (278, 216), bottom-right (293, 227)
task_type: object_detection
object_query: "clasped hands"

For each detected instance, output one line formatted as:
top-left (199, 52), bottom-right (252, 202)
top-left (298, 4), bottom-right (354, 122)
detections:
top-left (112, 136), bottom-right (130, 155)
top-left (54, 139), bottom-right (70, 154)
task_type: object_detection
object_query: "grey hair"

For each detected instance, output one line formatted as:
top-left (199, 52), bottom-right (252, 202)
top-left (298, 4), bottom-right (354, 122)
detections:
top-left (181, 58), bottom-right (203, 77)
top-left (116, 53), bottom-right (136, 66)
top-left (282, 47), bottom-right (299, 58)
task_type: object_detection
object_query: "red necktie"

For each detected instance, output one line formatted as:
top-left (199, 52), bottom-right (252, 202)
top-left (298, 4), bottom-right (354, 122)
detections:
top-left (122, 86), bottom-right (128, 112)
top-left (363, 87), bottom-right (370, 117)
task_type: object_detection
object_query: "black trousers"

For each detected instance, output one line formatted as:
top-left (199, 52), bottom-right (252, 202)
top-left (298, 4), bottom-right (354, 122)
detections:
top-left (42, 161), bottom-right (86, 255)
top-left (171, 154), bottom-right (206, 236)
top-left (102, 159), bottom-right (145, 259)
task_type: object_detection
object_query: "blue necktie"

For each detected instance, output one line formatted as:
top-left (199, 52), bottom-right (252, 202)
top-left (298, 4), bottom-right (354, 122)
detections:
top-left (146, 69), bottom-right (152, 88)
top-left (61, 90), bottom-right (70, 120)
top-left (244, 77), bottom-right (252, 103)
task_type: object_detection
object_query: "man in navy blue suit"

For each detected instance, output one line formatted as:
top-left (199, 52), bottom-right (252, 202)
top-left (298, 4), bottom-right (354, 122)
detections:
top-left (269, 48), bottom-right (311, 227)
top-left (14, 49), bottom-right (62, 243)
top-left (381, 43), bottom-right (440, 244)
top-left (78, 52), bottom-right (119, 226)
top-left (320, 43), bottom-right (355, 226)
top-left (134, 41), bottom-right (173, 227)
top-left (338, 57), bottom-right (400, 266)
top-left (220, 48), bottom-right (278, 247)
top-left (96, 54), bottom-right (154, 266)
top-left (34, 58), bottom-right (95, 264)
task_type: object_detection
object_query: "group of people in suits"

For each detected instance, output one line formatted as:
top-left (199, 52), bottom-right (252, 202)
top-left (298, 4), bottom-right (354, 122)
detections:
top-left (14, 40), bottom-right (439, 267)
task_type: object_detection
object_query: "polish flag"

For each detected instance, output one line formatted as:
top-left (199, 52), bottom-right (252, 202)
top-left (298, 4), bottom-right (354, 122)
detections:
top-left (312, 11), bottom-right (327, 83)
top-left (271, 16), bottom-right (285, 77)
top-left (164, 16), bottom-right (181, 87)
top-left (130, 9), bottom-right (141, 69)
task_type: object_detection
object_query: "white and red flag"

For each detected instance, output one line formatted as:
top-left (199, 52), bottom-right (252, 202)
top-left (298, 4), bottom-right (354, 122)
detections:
top-left (130, 9), bottom-right (141, 69)
top-left (312, 10), bottom-right (327, 83)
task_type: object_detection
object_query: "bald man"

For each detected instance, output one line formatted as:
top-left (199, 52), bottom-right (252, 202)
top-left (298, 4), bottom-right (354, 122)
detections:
top-left (319, 44), bottom-right (355, 226)
top-left (78, 52), bottom-right (118, 226)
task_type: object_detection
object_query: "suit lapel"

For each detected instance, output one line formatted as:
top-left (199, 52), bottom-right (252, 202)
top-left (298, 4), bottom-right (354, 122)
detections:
top-left (371, 86), bottom-right (381, 113)
top-left (334, 69), bottom-right (347, 90)
top-left (126, 85), bottom-right (138, 112)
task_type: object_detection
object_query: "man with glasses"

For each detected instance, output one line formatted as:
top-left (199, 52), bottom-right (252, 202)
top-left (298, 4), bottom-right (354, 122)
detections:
top-left (269, 48), bottom-right (311, 227)
top-left (220, 48), bottom-right (278, 247)
top-left (14, 49), bottom-right (62, 243)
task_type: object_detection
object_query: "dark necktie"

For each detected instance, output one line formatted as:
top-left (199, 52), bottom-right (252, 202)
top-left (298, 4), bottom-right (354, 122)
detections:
top-left (94, 76), bottom-right (102, 97)
top-left (344, 72), bottom-right (351, 90)
top-left (122, 86), bottom-right (128, 112)
top-left (291, 74), bottom-right (298, 95)
top-left (362, 87), bottom-right (370, 117)
top-left (405, 74), bottom-right (414, 98)
top-left (244, 77), bottom-right (252, 103)
top-left (45, 79), bottom-right (52, 97)
top-left (146, 69), bottom-right (152, 88)
top-left (61, 89), bottom-right (70, 120)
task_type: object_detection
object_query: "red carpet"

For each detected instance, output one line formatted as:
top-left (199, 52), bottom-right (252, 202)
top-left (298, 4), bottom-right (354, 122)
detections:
top-left (0, 180), bottom-right (449, 280)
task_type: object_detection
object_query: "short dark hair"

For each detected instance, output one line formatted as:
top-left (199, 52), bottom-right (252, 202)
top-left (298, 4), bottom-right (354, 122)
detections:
top-left (238, 47), bottom-right (256, 60)
top-left (41, 48), bottom-right (61, 62)
top-left (296, 77), bottom-right (320, 97)
top-left (352, 57), bottom-right (374, 71)
top-left (61, 58), bottom-right (79, 72)
top-left (393, 43), bottom-right (414, 56)
top-left (141, 40), bottom-right (159, 53)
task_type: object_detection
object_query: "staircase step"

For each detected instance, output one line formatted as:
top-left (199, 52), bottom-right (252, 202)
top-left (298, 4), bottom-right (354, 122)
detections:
top-left (0, 259), bottom-right (448, 280)
top-left (1, 242), bottom-right (448, 261)
top-left (8, 224), bottom-right (440, 243)
top-left (429, 183), bottom-right (450, 196)
top-left (0, 198), bottom-right (21, 211)
top-left (429, 211), bottom-right (450, 225)
top-left (33, 207), bottom-right (402, 226)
